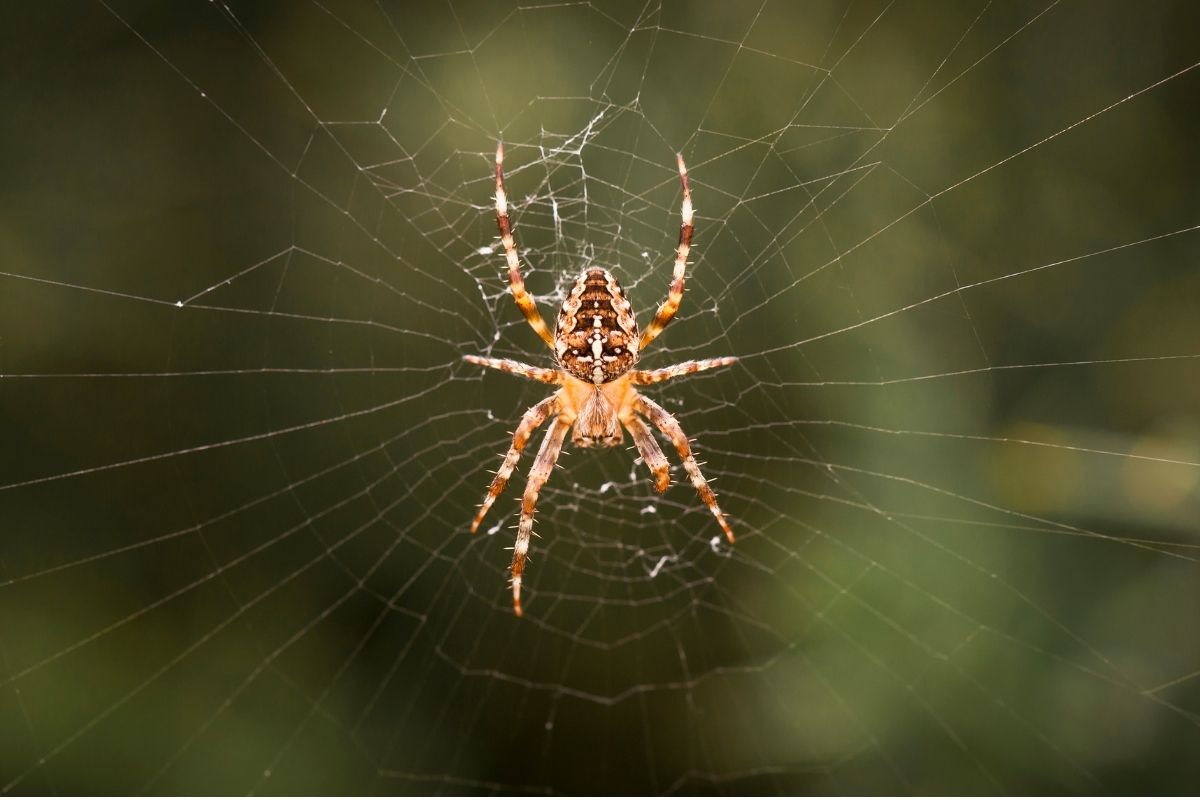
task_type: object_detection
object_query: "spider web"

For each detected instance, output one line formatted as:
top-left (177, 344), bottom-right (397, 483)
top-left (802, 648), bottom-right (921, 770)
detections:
top-left (2, 0), bottom-right (1199, 793)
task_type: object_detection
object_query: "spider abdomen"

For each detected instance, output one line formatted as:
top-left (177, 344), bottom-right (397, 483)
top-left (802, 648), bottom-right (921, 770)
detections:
top-left (555, 268), bottom-right (640, 384)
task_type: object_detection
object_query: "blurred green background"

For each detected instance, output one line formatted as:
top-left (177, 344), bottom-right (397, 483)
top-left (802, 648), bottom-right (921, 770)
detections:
top-left (1, 0), bottom-right (1198, 794)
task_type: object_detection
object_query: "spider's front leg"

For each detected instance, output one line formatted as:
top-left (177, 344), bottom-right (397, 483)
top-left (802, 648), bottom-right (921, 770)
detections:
top-left (471, 395), bottom-right (558, 533)
top-left (623, 414), bottom-right (670, 493)
top-left (635, 394), bottom-right (734, 543)
top-left (511, 415), bottom-right (571, 616)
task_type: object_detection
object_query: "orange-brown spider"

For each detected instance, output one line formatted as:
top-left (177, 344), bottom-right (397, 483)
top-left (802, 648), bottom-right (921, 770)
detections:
top-left (466, 143), bottom-right (737, 616)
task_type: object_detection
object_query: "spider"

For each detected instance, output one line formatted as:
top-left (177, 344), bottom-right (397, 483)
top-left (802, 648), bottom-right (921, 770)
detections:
top-left (465, 143), bottom-right (737, 616)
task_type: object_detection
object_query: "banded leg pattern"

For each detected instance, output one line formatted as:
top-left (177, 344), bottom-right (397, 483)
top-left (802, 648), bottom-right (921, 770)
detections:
top-left (470, 395), bottom-right (558, 534)
top-left (624, 414), bottom-right (671, 493)
top-left (639, 154), bottom-right (694, 351)
top-left (631, 357), bottom-right (737, 385)
top-left (495, 143), bottom-right (556, 350)
top-left (511, 415), bottom-right (571, 616)
top-left (635, 395), bottom-right (734, 543)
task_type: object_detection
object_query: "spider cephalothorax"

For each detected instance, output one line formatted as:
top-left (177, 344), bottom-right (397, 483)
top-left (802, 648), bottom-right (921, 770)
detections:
top-left (465, 143), bottom-right (737, 616)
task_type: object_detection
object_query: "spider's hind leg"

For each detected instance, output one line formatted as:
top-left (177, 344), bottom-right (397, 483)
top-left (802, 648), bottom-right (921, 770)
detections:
top-left (639, 154), bottom-right (694, 352)
top-left (494, 142), bottom-right (556, 351)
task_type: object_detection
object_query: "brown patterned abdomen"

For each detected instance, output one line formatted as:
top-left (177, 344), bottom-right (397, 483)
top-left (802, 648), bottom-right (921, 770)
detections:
top-left (556, 268), bottom-right (639, 384)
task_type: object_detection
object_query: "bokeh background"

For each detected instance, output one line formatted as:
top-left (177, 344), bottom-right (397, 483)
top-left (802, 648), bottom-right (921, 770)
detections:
top-left (2, 0), bottom-right (1199, 794)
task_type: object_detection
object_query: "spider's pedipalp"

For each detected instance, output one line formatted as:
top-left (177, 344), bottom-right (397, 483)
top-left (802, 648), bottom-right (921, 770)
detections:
top-left (464, 354), bottom-right (561, 384)
top-left (495, 143), bottom-right (556, 350)
top-left (623, 414), bottom-right (670, 493)
top-left (631, 356), bottom-right (737, 385)
top-left (635, 394), bottom-right (734, 543)
top-left (470, 395), bottom-right (558, 534)
top-left (639, 154), bottom-right (694, 352)
top-left (511, 415), bottom-right (571, 616)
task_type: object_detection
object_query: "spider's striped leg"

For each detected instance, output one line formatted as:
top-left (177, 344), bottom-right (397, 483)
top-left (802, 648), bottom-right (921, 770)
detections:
top-left (623, 414), bottom-right (670, 493)
top-left (470, 395), bottom-right (559, 534)
top-left (639, 154), bottom-right (694, 352)
top-left (464, 355), bottom-right (561, 384)
top-left (634, 394), bottom-right (734, 543)
top-left (495, 142), bottom-right (556, 350)
top-left (630, 356), bottom-right (737, 385)
top-left (510, 415), bottom-right (571, 616)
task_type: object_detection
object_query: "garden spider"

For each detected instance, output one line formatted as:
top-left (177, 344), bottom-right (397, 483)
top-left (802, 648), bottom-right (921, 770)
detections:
top-left (466, 143), bottom-right (737, 616)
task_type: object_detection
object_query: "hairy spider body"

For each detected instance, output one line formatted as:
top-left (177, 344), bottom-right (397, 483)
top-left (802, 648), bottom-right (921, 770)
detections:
top-left (563, 370), bottom-right (634, 447)
top-left (557, 268), bottom-right (640, 385)
top-left (466, 143), bottom-right (737, 616)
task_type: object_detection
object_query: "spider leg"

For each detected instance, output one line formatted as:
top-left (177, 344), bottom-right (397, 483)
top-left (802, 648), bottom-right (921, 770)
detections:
top-left (630, 357), bottom-right (737, 385)
top-left (495, 142), bottom-right (556, 351)
top-left (622, 414), bottom-right (670, 493)
top-left (635, 394), bottom-right (734, 543)
top-left (639, 154), bottom-right (694, 352)
top-left (470, 395), bottom-right (558, 534)
top-left (464, 355), bottom-right (561, 384)
top-left (510, 415), bottom-right (571, 616)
